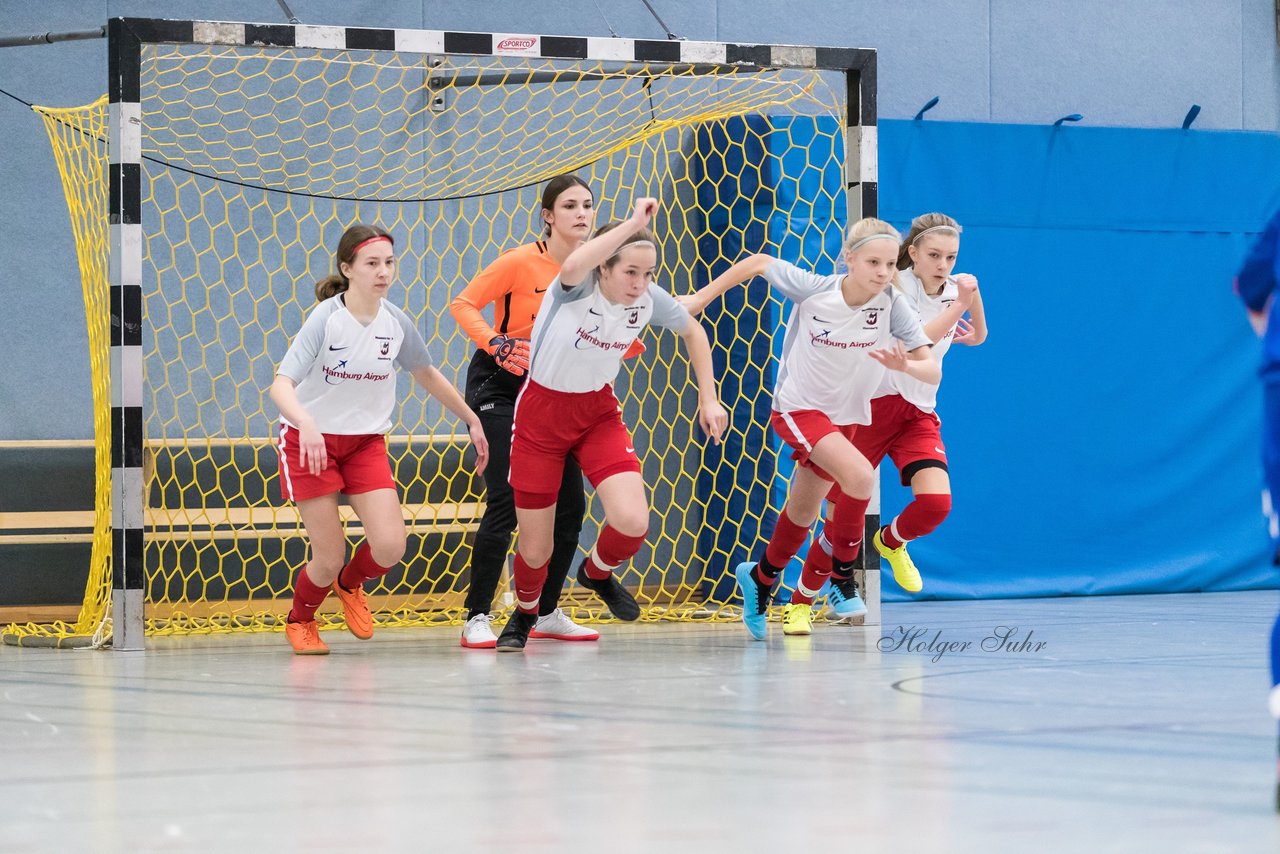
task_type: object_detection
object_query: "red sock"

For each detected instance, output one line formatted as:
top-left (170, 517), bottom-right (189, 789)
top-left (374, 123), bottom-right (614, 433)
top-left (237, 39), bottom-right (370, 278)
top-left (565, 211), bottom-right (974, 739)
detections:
top-left (828, 493), bottom-right (870, 563)
top-left (790, 546), bottom-right (832, 605)
top-left (752, 508), bottom-right (811, 587)
top-left (337, 541), bottom-right (395, 591)
top-left (288, 566), bottom-right (331, 623)
top-left (513, 554), bottom-right (548, 614)
top-left (583, 525), bottom-right (647, 580)
top-left (801, 529), bottom-right (833, 579)
top-left (881, 494), bottom-right (952, 550)
top-left (764, 507), bottom-right (811, 571)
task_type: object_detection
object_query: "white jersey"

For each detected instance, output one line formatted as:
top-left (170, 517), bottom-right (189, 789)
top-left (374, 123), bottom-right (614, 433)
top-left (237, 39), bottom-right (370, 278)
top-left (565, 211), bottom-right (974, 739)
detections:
top-left (527, 272), bottom-right (690, 393)
top-left (276, 294), bottom-right (433, 435)
top-left (874, 269), bottom-right (959, 412)
top-left (765, 260), bottom-right (932, 425)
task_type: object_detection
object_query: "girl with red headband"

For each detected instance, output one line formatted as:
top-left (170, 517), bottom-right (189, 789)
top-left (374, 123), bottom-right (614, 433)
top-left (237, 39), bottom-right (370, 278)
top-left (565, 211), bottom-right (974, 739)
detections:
top-left (270, 224), bottom-right (489, 654)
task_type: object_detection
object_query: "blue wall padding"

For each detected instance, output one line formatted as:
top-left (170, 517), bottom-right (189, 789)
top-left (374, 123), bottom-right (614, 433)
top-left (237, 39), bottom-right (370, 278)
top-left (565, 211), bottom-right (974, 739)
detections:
top-left (876, 119), bottom-right (1280, 600)
top-left (693, 116), bottom-right (778, 600)
top-left (692, 116), bottom-right (845, 599)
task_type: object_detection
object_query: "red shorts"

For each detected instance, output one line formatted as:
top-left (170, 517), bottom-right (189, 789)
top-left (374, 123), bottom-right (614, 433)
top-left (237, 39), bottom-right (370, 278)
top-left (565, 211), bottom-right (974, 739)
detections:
top-left (509, 381), bottom-right (641, 503)
top-left (277, 425), bottom-right (396, 502)
top-left (853, 394), bottom-right (947, 485)
top-left (770, 409), bottom-right (859, 483)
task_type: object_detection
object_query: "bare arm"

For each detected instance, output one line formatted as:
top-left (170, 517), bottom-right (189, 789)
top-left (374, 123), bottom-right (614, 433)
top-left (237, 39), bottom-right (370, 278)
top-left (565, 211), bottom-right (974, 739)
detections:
top-left (951, 274), bottom-right (988, 346)
top-left (410, 365), bottom-right (490, 475)
top-left (559, 197), bottom-right (657, 287)
top-left (677, 316), bottom-right (728, 445)
top-left (922, 276), bottom-right (977, 343)
top-left (269, 375), bottom-right (327, 475)
top-left (677, 253), bottom-right (775, 316)
top-left (869, 342), bottom-right (941, 386)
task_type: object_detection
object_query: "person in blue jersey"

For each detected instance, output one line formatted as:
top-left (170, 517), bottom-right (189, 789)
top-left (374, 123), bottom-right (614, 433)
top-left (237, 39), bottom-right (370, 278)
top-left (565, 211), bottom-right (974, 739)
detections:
top-left (1233, 205), bottom-right (1280, 809)
top-left (270, 224), bottom-right (489, 654)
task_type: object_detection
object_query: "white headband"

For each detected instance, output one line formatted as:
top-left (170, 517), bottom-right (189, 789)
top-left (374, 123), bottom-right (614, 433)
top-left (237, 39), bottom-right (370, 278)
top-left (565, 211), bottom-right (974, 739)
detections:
top-left (911, 225), bottom-right (959, 245)
top-left (608, 239), bottom-right (657, 261)
top-left (845, 233), bottom-right (898, 253)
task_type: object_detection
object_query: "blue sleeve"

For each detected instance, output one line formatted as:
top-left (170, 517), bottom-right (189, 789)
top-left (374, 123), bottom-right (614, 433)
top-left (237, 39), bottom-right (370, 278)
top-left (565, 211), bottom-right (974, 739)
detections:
top-left (1237, 209), bottom-right (1280, 312)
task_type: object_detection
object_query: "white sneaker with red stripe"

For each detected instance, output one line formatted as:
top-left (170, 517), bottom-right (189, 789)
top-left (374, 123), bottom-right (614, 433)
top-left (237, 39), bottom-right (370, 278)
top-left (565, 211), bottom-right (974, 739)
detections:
top-left (529, 608), bottom-right (600, 641)
top-left (460, 613), bottom-right (498, 649)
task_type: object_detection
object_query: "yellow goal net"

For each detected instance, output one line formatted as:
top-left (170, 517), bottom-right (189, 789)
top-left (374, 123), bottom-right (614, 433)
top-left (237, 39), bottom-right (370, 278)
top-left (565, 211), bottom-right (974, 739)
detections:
top-left (7, 20), bottom-right (871, 643)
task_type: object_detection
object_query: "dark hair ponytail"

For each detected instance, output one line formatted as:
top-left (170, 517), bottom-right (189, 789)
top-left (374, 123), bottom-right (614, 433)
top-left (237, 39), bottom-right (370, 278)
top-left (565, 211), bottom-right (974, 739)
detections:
top-left (314, 224), bottom-right (393, 302)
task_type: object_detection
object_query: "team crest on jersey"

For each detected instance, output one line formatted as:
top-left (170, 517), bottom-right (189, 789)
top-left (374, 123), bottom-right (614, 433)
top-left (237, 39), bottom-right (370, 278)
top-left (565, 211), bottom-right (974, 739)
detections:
top-left (380, 340), bottom-right (390, 356)
top-left (627, 308), bottom-right (640, 325)
top-left (863, 308), bottom-right (880, 327)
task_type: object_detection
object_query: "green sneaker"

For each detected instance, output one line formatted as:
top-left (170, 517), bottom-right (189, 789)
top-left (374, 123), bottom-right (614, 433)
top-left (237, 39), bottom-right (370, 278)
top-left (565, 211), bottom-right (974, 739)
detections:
top-left (782, 603), bottom-right (812, 636)
top-left (874, 528), bottom-right (923, 593)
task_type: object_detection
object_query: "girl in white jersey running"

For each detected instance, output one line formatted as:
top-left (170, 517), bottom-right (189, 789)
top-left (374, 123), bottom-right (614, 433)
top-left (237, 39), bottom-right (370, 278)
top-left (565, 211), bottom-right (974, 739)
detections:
top-left (810, 213), bottom-right (988, 615)
top-left (495, 198), bottom-right (729, 651)
top-left (270, 224), bottom-right (489, 654)
top-left (679, 218), bottom-right (939, 639)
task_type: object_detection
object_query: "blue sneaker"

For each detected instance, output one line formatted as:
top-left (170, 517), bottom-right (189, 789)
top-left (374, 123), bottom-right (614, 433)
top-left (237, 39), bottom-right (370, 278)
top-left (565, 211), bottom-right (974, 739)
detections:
top-left (735, 561), bottom-right (770, 640)
top-left (824, 574), bottom-right (867, 620)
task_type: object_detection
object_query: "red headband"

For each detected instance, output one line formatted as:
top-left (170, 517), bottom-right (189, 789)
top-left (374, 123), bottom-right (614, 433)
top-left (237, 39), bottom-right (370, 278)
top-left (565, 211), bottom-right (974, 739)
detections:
top-left (352, 234), bottom-right (393, 255)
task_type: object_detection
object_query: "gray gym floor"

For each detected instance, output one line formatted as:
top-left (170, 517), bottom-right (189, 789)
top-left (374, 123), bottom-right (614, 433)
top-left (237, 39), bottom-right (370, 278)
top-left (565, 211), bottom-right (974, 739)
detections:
top-left (2, 590), bottom-right (1278, 853)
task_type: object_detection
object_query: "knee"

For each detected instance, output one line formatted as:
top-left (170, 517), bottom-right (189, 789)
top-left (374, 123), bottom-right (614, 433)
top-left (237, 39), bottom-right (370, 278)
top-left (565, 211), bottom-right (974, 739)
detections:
top-left (517, 538), bottom-right (554, 568)
top-left (307, 551), bottom-right (345, 584)
top-left (913, 493), bottom-right (952, 529)
top-left (368, 532), bottom-right (407, 568)
top-left (782, 500), bottom-right (821, 529)
top-left (834, 465), bottom-right (874, 500)
top-left (609, 510), bottom-right (649, 539)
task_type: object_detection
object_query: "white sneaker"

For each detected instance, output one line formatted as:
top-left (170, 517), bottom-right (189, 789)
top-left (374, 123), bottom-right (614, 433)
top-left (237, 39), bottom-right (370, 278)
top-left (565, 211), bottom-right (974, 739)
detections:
top-left (460, 613), bottom-right (497, 649)
top-left (528, 608), bottom-right (600, 641)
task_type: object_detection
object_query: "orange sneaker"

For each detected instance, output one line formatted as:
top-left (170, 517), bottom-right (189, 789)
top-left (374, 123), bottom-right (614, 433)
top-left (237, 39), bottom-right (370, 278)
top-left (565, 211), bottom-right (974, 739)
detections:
top-left (331, 582), bottom-right (374, 639)
top-left (285, 620), bottom-right (330, 655)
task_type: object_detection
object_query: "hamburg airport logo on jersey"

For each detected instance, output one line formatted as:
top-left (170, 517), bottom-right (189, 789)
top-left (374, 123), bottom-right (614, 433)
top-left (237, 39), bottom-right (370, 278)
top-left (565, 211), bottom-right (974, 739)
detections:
top-left (808, 316), bottom-right (873, 350)
top-left (323, 356), bottom-right (391, 385)
top-left (574, 325), bottom-right (601, 350)
top-left (575, 324), bottom-right (631, 352)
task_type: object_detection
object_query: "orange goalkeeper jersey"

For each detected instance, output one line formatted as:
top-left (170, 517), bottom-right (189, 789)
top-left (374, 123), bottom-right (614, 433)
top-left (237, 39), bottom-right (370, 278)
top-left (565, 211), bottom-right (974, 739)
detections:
top-left (450, 241), bottom-right (560, 349)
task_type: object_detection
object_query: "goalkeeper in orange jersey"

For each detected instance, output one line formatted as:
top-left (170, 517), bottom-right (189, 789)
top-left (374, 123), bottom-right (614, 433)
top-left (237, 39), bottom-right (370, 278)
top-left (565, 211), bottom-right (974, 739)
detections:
top-left (450, 175), bottom-right (643, 648)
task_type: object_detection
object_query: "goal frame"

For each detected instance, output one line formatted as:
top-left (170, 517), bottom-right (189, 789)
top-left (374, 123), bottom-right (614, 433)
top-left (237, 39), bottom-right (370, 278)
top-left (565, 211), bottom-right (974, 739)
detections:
top-left (105, 16), bottom-right (880, 650)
